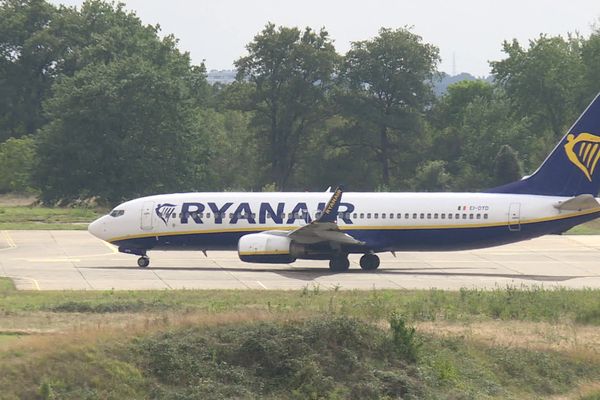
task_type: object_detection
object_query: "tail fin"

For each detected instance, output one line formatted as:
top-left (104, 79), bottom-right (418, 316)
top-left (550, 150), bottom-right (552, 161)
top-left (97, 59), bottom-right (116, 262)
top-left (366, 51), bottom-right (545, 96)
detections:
top-left (487, 93), bottom-right (600, 197)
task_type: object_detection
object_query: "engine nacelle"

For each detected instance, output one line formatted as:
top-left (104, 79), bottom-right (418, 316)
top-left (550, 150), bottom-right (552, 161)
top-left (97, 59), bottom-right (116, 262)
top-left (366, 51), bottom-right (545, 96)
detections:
top-left (238, 233), bottom-right (296, 264)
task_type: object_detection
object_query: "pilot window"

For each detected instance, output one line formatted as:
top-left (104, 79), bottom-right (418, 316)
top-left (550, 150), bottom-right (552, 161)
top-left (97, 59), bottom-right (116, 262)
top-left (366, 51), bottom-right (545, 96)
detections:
top-left (109, 210), bottom-right (125, 217)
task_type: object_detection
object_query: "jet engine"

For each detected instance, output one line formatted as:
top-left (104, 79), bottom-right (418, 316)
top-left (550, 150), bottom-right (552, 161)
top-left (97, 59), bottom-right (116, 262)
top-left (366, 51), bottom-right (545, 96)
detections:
top-left (238, 233), bottom-right (296, 263)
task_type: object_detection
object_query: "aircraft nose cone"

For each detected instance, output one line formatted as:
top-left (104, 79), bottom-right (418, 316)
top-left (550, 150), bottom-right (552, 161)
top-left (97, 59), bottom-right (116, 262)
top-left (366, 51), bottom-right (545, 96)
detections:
top-left (88, 216), bottom-right (108, 240)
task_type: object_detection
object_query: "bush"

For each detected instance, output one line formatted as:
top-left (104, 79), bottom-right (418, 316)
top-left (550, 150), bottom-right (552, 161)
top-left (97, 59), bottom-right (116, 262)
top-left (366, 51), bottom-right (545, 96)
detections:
top-left (389, 312), bottom-right (421, 362)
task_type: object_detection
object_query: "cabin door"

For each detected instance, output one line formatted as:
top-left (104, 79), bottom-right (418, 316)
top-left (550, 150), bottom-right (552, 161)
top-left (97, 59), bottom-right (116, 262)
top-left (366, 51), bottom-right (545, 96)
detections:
top-left (508, 203), bottom-right (521, 232)
top-left (141, 201), bottom-right (154, 230)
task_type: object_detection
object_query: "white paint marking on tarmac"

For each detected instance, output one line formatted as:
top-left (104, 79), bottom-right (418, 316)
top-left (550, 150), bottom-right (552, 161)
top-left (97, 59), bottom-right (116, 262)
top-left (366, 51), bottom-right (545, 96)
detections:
top-left (257, 280), bottom-right (267, 289)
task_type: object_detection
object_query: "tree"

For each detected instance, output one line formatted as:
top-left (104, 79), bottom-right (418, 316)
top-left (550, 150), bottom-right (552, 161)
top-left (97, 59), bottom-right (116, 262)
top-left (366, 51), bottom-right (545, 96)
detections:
top-left (0, 135), bottom-right (36, 193)
top-left (0, 0), bottom-right (58, 140)
top-left (493, 144), bottom-right (523, 186)
top-left (412, 160), bottom-right (450, 192)
top-left (235, 23), bottom-right (339, 189)
top-left (336, 27), bottom-right (439, 188)
top-left (36, 57), bottom-right (210, 204)
top-left (491, 35), bottom-right (585, 140)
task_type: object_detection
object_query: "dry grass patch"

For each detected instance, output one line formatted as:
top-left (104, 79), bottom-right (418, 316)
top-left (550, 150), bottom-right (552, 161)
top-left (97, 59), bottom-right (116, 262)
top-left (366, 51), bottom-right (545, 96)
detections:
top-left (417, 320), bottom-right (600, 361)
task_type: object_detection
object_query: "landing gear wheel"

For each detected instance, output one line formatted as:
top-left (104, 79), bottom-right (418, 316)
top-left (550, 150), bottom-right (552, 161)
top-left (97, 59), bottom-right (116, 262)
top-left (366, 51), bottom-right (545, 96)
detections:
top-left (329, 256), bottom-right (350, 272)
top-left (137, 256), bottom-right (150, 268)
top-left (360, 254), bottom-right (380, 271)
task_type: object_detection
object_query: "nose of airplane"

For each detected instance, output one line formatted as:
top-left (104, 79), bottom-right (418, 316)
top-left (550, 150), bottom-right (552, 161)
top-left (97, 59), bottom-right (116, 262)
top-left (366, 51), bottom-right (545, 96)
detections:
top-left (88, 216), bottom-right (109, 241)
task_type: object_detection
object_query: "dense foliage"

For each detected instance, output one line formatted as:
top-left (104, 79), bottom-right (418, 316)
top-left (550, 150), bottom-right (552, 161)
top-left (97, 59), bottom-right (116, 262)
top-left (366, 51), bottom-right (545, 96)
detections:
top-left (1, 0), bottom-right (600, 203)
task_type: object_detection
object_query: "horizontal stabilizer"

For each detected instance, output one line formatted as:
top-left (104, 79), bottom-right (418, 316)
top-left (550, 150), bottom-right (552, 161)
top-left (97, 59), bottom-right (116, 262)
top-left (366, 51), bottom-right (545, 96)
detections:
top-left (554, 194), bottom-right (600, 211)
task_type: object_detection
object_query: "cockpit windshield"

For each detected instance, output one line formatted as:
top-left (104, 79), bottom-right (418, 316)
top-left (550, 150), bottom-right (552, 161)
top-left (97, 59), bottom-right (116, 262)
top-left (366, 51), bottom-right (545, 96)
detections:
top-left (109, 209), bottom-right (125, 218)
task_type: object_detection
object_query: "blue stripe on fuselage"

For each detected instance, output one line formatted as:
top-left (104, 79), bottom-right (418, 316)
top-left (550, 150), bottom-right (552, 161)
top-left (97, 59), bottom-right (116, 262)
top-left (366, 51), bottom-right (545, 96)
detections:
top-left (111, 210), bottom-right (600, 253)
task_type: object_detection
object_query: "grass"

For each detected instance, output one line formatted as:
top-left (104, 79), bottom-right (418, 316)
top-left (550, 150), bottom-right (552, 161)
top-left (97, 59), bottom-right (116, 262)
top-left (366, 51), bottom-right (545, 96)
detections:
top-left (0, 206), bottom-right (105, 230)
top-left (567, 218), bottom-right (600, 234)
top-left (1, 278), bottom-right (600, 398)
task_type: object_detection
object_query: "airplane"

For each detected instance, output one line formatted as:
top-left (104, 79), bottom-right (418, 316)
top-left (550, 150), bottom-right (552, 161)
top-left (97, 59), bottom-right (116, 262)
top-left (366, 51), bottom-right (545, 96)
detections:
top-left (88, 93), bottom-right (600, 272)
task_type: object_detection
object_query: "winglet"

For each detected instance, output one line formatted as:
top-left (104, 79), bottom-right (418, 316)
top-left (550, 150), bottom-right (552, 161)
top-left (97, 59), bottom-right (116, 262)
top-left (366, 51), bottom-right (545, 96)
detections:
top-left (317, 186), bottom-right (343, 223)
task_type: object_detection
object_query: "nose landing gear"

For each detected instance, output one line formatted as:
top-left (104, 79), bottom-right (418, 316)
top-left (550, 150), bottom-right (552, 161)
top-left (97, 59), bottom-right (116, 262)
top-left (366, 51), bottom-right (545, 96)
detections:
top-left (137, 256), bottom-right (150, 268)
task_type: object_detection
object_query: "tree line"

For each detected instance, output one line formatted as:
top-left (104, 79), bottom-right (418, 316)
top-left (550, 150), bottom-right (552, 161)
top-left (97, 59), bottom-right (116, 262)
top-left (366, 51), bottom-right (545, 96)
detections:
top-left (1, 0), bottom-right (599, 205)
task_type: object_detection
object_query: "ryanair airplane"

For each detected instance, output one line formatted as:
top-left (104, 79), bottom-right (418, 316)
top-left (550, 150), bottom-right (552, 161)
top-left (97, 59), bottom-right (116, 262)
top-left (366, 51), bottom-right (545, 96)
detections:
top-left (89, 94), bottom-right (600, 272)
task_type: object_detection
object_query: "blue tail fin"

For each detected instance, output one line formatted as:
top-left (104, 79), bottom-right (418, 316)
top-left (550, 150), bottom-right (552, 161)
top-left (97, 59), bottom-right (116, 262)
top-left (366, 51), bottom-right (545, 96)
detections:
top-left (487, 93), bottom-right (600, 197)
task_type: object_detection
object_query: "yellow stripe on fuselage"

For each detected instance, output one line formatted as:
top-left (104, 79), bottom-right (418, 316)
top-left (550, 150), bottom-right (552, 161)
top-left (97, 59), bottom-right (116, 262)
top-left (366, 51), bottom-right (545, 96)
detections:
top-left (107, 208), bottom-right (600, 244)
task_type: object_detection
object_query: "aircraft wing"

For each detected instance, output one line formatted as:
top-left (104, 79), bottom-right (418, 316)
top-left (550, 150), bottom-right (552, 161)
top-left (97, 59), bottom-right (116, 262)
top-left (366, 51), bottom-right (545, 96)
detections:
top-left (554, 194), bottom-right (600, 211)
top-left (287, 187), bottom-right (365, 246)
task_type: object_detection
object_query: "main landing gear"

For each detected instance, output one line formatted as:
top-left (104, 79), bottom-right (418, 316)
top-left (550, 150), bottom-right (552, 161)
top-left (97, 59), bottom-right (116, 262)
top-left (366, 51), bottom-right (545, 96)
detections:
top-left (328, 253), bottom-right (381, 272)
top-left (137, 256), bottom-right (150, 268)
top-left (329, 256), bottom-right (350, 272)
top-left (359, 253), bottom-right (380, 271)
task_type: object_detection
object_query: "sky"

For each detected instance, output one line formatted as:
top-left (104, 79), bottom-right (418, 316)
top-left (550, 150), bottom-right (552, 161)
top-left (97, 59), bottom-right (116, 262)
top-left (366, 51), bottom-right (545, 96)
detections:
top-left (49, 0), bottom-right (600, 77)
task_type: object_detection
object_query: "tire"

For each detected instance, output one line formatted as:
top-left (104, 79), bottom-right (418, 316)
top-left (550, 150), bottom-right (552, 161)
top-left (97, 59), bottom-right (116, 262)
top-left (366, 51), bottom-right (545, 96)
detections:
top-left (329, 256), bottom-right (350, 272)
top-left (137, 257), bottom-right (150, 268)
top-left (359, 254), bottom-right (380, 271)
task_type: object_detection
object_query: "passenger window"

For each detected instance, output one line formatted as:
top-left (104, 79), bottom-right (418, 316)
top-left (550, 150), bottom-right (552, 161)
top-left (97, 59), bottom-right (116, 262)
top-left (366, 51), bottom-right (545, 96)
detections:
top-left (434, 213), bottom-right (438, 219)
top-left (484, 214), bottom-right (489, 219)
top-left (427, 213), bottom-right (431, 219)
top-left (360, 213), bottom-right (365, 219)
top-left (448, 213), bottom-right (452, 219)
top-left (398, 213), bottom-right (402, 219)
top-left (420, 213), bottom-right (425, 219)
top-left (405, 213), bottom-right (409, 219)
top-left (206, 213), bottom-right (211, 219)
top-left (476, 214), bottom-right (481, 219)
top-left (382, 213), bottom-right (386, 219)
top-left (367, 213), bottom-right (371, 219)
top-left (469, 214), bottom-right (474, 219)
top-left (389, 213), bottom-right (393, 219)
top-left (353, 213), bottom-right (357, 219)
top-left (455, 213), bottom-right (460, 219)
top-left (374, 213), bottom-right (379, 219)
top-left (441, 213), bottom-right (445, 219)
top-left (462, 214), bottom-right (467, 219)
top-left (413, 213), bottom-right (417, 219)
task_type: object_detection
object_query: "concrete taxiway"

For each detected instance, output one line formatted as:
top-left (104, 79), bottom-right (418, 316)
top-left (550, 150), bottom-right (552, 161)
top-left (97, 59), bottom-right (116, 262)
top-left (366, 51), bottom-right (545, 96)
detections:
top-left (0, 230), bottom-right (599, 291)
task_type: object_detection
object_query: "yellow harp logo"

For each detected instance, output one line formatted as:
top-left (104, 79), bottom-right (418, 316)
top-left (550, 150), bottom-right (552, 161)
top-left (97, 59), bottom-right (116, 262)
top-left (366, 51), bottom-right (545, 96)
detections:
top-left (564, 133), bottom-right (600, 181)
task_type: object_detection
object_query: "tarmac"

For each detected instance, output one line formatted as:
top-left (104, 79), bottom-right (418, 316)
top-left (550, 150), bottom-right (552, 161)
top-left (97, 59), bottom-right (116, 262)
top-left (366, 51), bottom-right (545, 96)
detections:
top-left (0, 230), bottom-right (599, 291)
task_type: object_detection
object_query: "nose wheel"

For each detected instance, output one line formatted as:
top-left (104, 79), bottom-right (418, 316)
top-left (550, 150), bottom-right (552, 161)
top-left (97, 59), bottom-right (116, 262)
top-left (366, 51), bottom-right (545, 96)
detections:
top-left (359, 253), bottom-right (380, 271)
top-left (137, 256), bottom-right (150, 268)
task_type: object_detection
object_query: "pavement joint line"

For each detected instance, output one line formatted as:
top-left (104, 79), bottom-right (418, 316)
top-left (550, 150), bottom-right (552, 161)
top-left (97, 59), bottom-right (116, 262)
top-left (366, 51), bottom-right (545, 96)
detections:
top-left (152, 270), bottom-right (173, 290)
top-left (211, 258), bottom-right (251, 289)
top-left (51, 232), bottom-right (93, 290)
